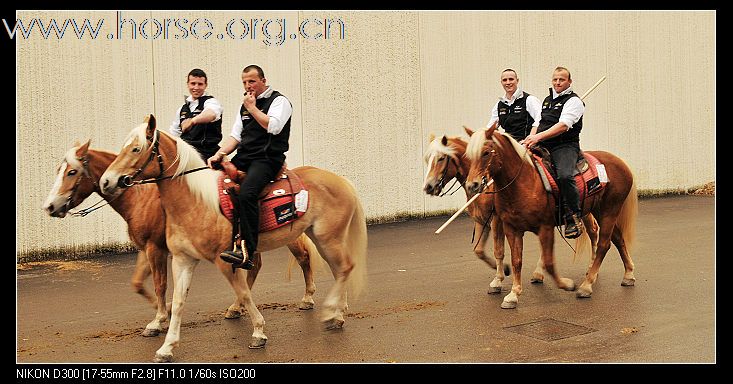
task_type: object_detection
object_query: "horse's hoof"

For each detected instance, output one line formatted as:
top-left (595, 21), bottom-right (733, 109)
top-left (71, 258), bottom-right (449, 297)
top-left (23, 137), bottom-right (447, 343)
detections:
top-left (248, 337), bottom-right (267, 349)
top-left (576, 286), bottom-right (592, 298)
top-left (141, 328), bottom-right (160, 337)
top-left (153, 353), bottom-right (173, 363)
top-left (530, 274), bottom-right (544, 284)
top-left (323, 318), bottom-right (345, 330)
top-left (224, 310), bottom-right (242, 319)
top-left (298, 301), bottom-right (315, 310)
top-left (561, 279), bottom-right (576, 291)
top-left (501, 300), bottom-right (517, 309)
top-left (487, 286), bottom-right (502, 295)
top-left (621, 278), bottom-right (636, 286)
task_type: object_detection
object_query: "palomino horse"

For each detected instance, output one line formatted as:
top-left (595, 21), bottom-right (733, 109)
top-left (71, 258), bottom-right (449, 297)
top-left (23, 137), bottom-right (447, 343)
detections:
top-left (465, 126), bottom-right (637, 308)
top-left (423, 131), bottom-right (598, 293)
top-left (43, 141), bottom-right (321, 337)
top-left (99, 115), bottom-right (367, 362)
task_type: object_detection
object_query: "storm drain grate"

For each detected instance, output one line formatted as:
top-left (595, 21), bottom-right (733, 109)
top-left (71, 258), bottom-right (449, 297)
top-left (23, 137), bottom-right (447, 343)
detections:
top-left (504, 318), bottom-right (596, 341)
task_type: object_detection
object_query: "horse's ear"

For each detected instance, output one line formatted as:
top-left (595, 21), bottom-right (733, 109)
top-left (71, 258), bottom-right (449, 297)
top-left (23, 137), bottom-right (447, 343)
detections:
top-left (485, 125), bottom-right (496, 139)
top-left (146, 114), bottom-right (157, 134)
top-left (441, 135), bottom-right (448, 146)
top-left (428, 133), bottom-right (435, 143)
top-left (76, 139), bottom-right (90, 157)
top-left (463, 125), bottom-right (474, 137)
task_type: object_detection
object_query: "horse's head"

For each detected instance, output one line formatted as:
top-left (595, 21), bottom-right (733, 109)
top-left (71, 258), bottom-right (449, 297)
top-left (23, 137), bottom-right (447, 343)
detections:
top-left (423, 133), bottom-right (466, 196)
top-left (43, 140), bottom-right (96, 217)
top-left (465, 125), bottom-right (499, 195)
top-left (99, 114), bottom-right (162, 197)
top-left (465, 125), bottom-right (531, 195)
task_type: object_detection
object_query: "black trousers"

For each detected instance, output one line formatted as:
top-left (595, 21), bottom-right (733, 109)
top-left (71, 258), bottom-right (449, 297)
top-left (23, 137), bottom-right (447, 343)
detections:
top-left (548, 142), bottom-right (581, 218)
top-left (237, 158), bottom-right (282, 256)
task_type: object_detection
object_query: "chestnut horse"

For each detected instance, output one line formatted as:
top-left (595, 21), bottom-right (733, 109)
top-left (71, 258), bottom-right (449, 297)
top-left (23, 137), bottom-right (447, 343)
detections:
top-left (423, 131), bottom-right (598, 294)
top-left (99, 115), bottom-right (367, 362)
top-left (43, 141), bottom-right (321, 337)
top-left (465, 126), bottom-right (637, 308)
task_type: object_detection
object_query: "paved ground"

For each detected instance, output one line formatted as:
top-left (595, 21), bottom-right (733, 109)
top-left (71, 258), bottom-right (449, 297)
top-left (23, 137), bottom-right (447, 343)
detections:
top-left (16, 195), bottom-right (715, 364)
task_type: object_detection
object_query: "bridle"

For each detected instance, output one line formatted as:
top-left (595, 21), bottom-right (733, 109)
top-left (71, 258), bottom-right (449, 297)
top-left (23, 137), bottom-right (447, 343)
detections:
top-left (117, 129), bottom-right (166, 188)
top-left (432, 153), bottom-right (463, 197)
top-left (64, 154), bottom-right (113, 217)
top-left (116, 129), bottom-right (208, 188)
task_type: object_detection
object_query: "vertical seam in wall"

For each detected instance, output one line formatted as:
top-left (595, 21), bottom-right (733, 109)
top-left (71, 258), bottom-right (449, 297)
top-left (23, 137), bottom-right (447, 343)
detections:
top-left (416, 11), bottom-right (425, 216)
top-left (149, 10), bottom-right (157, 119)
top-left (297, 11), bottom-right (305, 167)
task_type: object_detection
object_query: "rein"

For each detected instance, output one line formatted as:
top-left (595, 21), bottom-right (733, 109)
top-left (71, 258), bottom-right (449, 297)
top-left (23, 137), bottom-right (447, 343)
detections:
top-left (480, 147), bottom-right (526, 195)
top-left (437, 156), bottom-right (464, 197)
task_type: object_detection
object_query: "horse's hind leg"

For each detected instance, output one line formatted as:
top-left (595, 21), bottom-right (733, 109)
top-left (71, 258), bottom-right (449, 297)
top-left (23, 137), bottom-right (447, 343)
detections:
top-left (287, 237), bottom-right (316, 310)
top-left (213, 255), bottom-right (268, 349)
top-left (142, 244), bottom-right (169, 337)
top-left (307, 231), bottom-right (352, 330)
top-left (611, 225), bottom-right (636, 286)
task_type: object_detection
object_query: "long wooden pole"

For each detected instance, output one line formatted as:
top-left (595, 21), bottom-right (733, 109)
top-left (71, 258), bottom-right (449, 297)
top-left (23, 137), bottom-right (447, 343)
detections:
top-left (434, 180), bottom-right (493, 234)
top-left (434, 75), bottom-right (607, 234)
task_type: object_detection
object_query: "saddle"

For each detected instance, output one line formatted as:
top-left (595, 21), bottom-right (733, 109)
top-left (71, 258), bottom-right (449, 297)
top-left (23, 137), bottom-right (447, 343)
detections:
top-left (530, 146), bottom-right (607, 215)
top-left (217, 161), bottom-right (308, 233)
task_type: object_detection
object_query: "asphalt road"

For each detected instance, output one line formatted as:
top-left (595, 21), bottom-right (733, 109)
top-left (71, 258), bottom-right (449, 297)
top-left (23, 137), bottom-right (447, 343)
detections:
top-left (16, 195), bottom-right (715, 364)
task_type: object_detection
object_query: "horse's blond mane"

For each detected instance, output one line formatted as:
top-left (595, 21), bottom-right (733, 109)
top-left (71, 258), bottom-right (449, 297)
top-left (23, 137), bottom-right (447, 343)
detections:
top-left (129, 123), bottom-right (221, 212)
top-left (424, 135), bottom-right (466, 163)
top-left (465, 129), bottom-right (532, 166)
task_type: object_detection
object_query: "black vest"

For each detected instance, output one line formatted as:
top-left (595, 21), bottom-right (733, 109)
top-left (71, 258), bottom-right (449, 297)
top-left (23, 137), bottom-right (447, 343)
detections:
top-left (233, 90), bottom-right (291, 165)
top-left (536, 88), bottom-right (583, 148)
top-left (497, 91), bottom-right (534, 141)
top-left (179, 95), bottom-right (223, 154)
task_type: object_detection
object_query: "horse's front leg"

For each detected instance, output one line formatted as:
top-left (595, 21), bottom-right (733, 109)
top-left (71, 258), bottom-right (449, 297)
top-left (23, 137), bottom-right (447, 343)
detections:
top-left (501, 225), bottom-right (523, 309)
top-left (287, 238), bottom-right (316, 310)
top-left (154, 254), bottom-right (199, 363)
top-left (142, 244), bottom-right (169, 337)
top-left (487, 216), bottom-right (509, 294)
top-left (537, 226), bottom-right (575, 291)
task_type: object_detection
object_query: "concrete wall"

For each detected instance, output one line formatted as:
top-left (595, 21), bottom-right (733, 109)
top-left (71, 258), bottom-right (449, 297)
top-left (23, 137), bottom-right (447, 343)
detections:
top-left (15, 11), bottom-right (715, 257)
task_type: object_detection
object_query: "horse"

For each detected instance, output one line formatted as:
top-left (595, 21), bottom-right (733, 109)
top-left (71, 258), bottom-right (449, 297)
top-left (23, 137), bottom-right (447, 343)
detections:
top-left (99, 115), bottom-right (367, 362)
top-left (423, 131), bottom-right (598, 294)
top-left (464, 126), bottom-right (637, 308)
top-left (42, 140), bottom-right (322, 338)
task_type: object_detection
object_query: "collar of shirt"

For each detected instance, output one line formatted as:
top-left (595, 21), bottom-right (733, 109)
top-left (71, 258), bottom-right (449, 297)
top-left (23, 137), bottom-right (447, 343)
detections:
top-left (257, 86), bottom-right (274, 99)
top-left (186, 94), bottom-right (208, 106)
top-left (499, 87), bottom-right (524, 105)
top-left (551, 87), bottom-right (574, 99)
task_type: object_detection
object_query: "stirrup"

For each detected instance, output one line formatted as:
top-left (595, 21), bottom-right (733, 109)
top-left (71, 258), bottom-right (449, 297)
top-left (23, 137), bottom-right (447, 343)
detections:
top-left (563, 216), bottom-right (584, 239)
top-left (220, 246), bottom-right (254, 270)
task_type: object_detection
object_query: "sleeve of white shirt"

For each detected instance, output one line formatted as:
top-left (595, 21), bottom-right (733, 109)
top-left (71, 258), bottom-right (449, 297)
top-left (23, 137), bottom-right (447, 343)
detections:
top-left (486, 102), bottom-right (499, 128)
top-left (266, 96), bottom-right (293, 135)
top-left (526, 95), bottom-right (542, 127)
top-left (229, 113), bottom-right (243, 142)
top-left (558, 96), bottom-right (585, 130)
top-left (202, 98), bottom-right (223, 121)
top-left (169, 105), bottom-right (183, 137)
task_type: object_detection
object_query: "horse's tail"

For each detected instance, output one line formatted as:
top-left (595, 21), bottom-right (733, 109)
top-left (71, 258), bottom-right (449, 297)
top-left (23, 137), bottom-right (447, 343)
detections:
top-left (573, 214), bottom-right (597, 263)
top-left (286, 234), bottom-right (323, 280)
top-left (616, 176), bottom-right (638, 251)
top-left (345, 192), bottom-right (368, 299)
